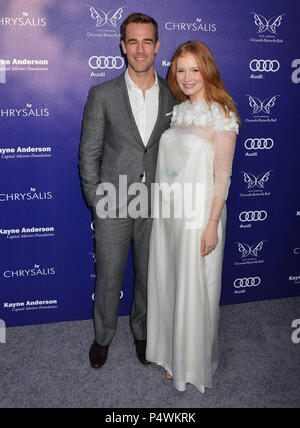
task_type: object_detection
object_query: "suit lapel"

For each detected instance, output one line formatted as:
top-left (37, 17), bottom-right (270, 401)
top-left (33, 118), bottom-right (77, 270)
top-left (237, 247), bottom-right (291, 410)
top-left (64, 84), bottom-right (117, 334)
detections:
top-left (119, 73), bottom-right (145, 148)
top-left (146, 78), bottom-right (168, 148)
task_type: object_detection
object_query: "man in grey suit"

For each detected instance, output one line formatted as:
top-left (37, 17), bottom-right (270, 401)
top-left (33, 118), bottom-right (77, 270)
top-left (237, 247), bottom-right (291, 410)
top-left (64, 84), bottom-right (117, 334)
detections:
top-left (79, 13), bottom-right (177, 368)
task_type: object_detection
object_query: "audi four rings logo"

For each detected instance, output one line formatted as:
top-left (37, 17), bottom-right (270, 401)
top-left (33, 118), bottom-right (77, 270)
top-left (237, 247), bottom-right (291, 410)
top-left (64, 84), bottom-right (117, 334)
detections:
top-left (245, 138), bottom-right (274, 150)
top-left (89, 56), bottom-right (125, 70)
top-left (239, 211), bottom-right (268, 222)
top-left (250, 59), bottom-right (280, 72)
top-left (234, 277), bottom-right (261, 289)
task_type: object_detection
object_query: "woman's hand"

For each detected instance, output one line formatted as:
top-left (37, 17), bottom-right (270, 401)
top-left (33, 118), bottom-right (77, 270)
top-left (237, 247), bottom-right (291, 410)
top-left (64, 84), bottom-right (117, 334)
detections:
top-left (201, 221), bottom-right (219, 257)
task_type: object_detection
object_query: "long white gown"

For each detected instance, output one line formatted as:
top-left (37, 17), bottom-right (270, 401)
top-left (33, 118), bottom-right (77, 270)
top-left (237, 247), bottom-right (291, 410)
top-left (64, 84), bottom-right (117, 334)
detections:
top-left (146, 99), bottom-right (238, 393)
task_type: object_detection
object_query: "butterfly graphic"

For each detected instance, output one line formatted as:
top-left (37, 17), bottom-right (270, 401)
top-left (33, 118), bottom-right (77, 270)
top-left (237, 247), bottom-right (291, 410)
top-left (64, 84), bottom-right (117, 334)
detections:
top-left (247, 95), bottom-right (279, 115)
top-left (236, 241), bottom-right (265, 258)
top-left (89, 5), bottom-right (126, 28)
top-left (251, 13), bottom-right (285, 34)
top-left (241, 171), bottom-right (272, 189)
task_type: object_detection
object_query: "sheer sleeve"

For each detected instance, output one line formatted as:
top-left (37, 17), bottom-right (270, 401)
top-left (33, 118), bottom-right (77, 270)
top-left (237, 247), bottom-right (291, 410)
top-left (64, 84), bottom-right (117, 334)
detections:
top-left (213, 130), bottom-right (237, 201)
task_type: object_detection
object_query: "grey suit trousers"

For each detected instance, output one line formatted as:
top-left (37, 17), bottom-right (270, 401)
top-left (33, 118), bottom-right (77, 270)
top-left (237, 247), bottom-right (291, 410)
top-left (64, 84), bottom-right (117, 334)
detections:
top-left (93, 211), bottom-right (153, 345)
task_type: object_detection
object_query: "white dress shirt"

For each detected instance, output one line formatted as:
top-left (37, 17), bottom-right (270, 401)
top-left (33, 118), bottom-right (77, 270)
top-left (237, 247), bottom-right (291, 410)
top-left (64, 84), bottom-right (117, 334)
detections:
top-left (125, 69), bottom-right (159, 147)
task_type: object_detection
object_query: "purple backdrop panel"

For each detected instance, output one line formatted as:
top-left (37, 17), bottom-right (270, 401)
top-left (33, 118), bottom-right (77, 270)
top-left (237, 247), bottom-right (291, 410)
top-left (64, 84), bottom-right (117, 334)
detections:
top-left (0, 0), bottom-right (299, 326)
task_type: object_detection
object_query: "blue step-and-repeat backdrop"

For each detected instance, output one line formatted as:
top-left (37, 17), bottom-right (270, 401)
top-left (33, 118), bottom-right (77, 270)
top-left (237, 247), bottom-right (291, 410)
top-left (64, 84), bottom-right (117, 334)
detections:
top-left (0, 0), bottom-right (299, 327)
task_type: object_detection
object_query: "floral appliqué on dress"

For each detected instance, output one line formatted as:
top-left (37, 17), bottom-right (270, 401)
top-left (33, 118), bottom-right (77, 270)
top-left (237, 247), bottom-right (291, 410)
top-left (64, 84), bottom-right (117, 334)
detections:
top-left (171, 99), bottom-right (239, 134)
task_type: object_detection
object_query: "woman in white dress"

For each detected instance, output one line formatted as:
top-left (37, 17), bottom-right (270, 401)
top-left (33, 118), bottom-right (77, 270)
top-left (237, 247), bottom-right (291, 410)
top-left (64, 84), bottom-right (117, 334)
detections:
top-left (146, 41), bottom-right (240, 393)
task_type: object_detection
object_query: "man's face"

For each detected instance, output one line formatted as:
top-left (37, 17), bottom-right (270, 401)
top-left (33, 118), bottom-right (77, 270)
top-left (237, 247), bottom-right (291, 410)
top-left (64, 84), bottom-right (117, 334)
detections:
top-left (121, 23), bottom-right (160, 75)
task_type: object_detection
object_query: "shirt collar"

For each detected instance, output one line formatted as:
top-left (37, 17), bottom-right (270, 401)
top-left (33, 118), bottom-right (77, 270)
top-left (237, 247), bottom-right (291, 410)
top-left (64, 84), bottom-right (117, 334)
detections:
top-left (125, 69), bottom-right (159, 91)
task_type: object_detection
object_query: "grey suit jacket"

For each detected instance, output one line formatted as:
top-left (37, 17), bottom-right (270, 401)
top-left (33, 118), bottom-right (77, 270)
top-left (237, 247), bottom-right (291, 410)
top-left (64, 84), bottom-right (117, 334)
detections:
top-left (79, 72), bottom-right (178, 208)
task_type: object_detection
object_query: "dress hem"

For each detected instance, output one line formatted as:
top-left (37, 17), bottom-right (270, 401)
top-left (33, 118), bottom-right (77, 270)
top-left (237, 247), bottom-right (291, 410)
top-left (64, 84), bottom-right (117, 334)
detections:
top-left (149, 359), bottom-right (213, 394)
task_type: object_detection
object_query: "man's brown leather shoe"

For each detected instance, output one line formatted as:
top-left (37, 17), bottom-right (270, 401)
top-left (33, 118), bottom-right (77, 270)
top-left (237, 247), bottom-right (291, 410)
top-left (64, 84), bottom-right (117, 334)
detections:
top-left (134, 338), bottom-right (150, 365)
top-left (89, 341), bottom-right (109, 369)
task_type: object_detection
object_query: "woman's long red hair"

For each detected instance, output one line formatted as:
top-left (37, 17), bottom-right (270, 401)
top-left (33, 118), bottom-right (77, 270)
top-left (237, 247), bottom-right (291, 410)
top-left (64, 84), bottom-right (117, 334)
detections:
top-left (168, 40), bottom-right (241, 128)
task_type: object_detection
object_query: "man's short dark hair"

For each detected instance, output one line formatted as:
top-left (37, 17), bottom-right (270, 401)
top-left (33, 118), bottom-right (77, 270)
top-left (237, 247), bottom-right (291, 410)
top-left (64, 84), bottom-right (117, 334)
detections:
top-left (121, 13), bottom-right (159, 43)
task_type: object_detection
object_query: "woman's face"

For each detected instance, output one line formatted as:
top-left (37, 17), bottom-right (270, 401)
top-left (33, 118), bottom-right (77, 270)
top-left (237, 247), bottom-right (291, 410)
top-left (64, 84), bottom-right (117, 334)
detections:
top-left (176, 53), bottom-right (206, 103)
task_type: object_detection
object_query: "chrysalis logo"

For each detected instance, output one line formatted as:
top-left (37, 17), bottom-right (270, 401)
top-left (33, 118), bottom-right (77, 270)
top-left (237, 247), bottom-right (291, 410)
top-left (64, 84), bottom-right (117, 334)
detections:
top-left (165, 17), bottom-right (216, 32)
top-left (88, 5), bottom-right (126, 28)
top-left (251, 13), bottom-right (285, 34)
top-left (0, 103), bottom-right (50, 118)
top-left (236, 241), bottom-right (265, 258)
top-left (0, 319), bottom-right (6, 344)
top-left (3, 265), bottom-right (56, 279)
top-left (0, 12), bottom-right (47, 27)
top-left (0, 188), bottom-right (53, 202)
top-left (241, 171), bottom-right (272, 189)
top-left (247, 95), bottom-right (279, 115)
